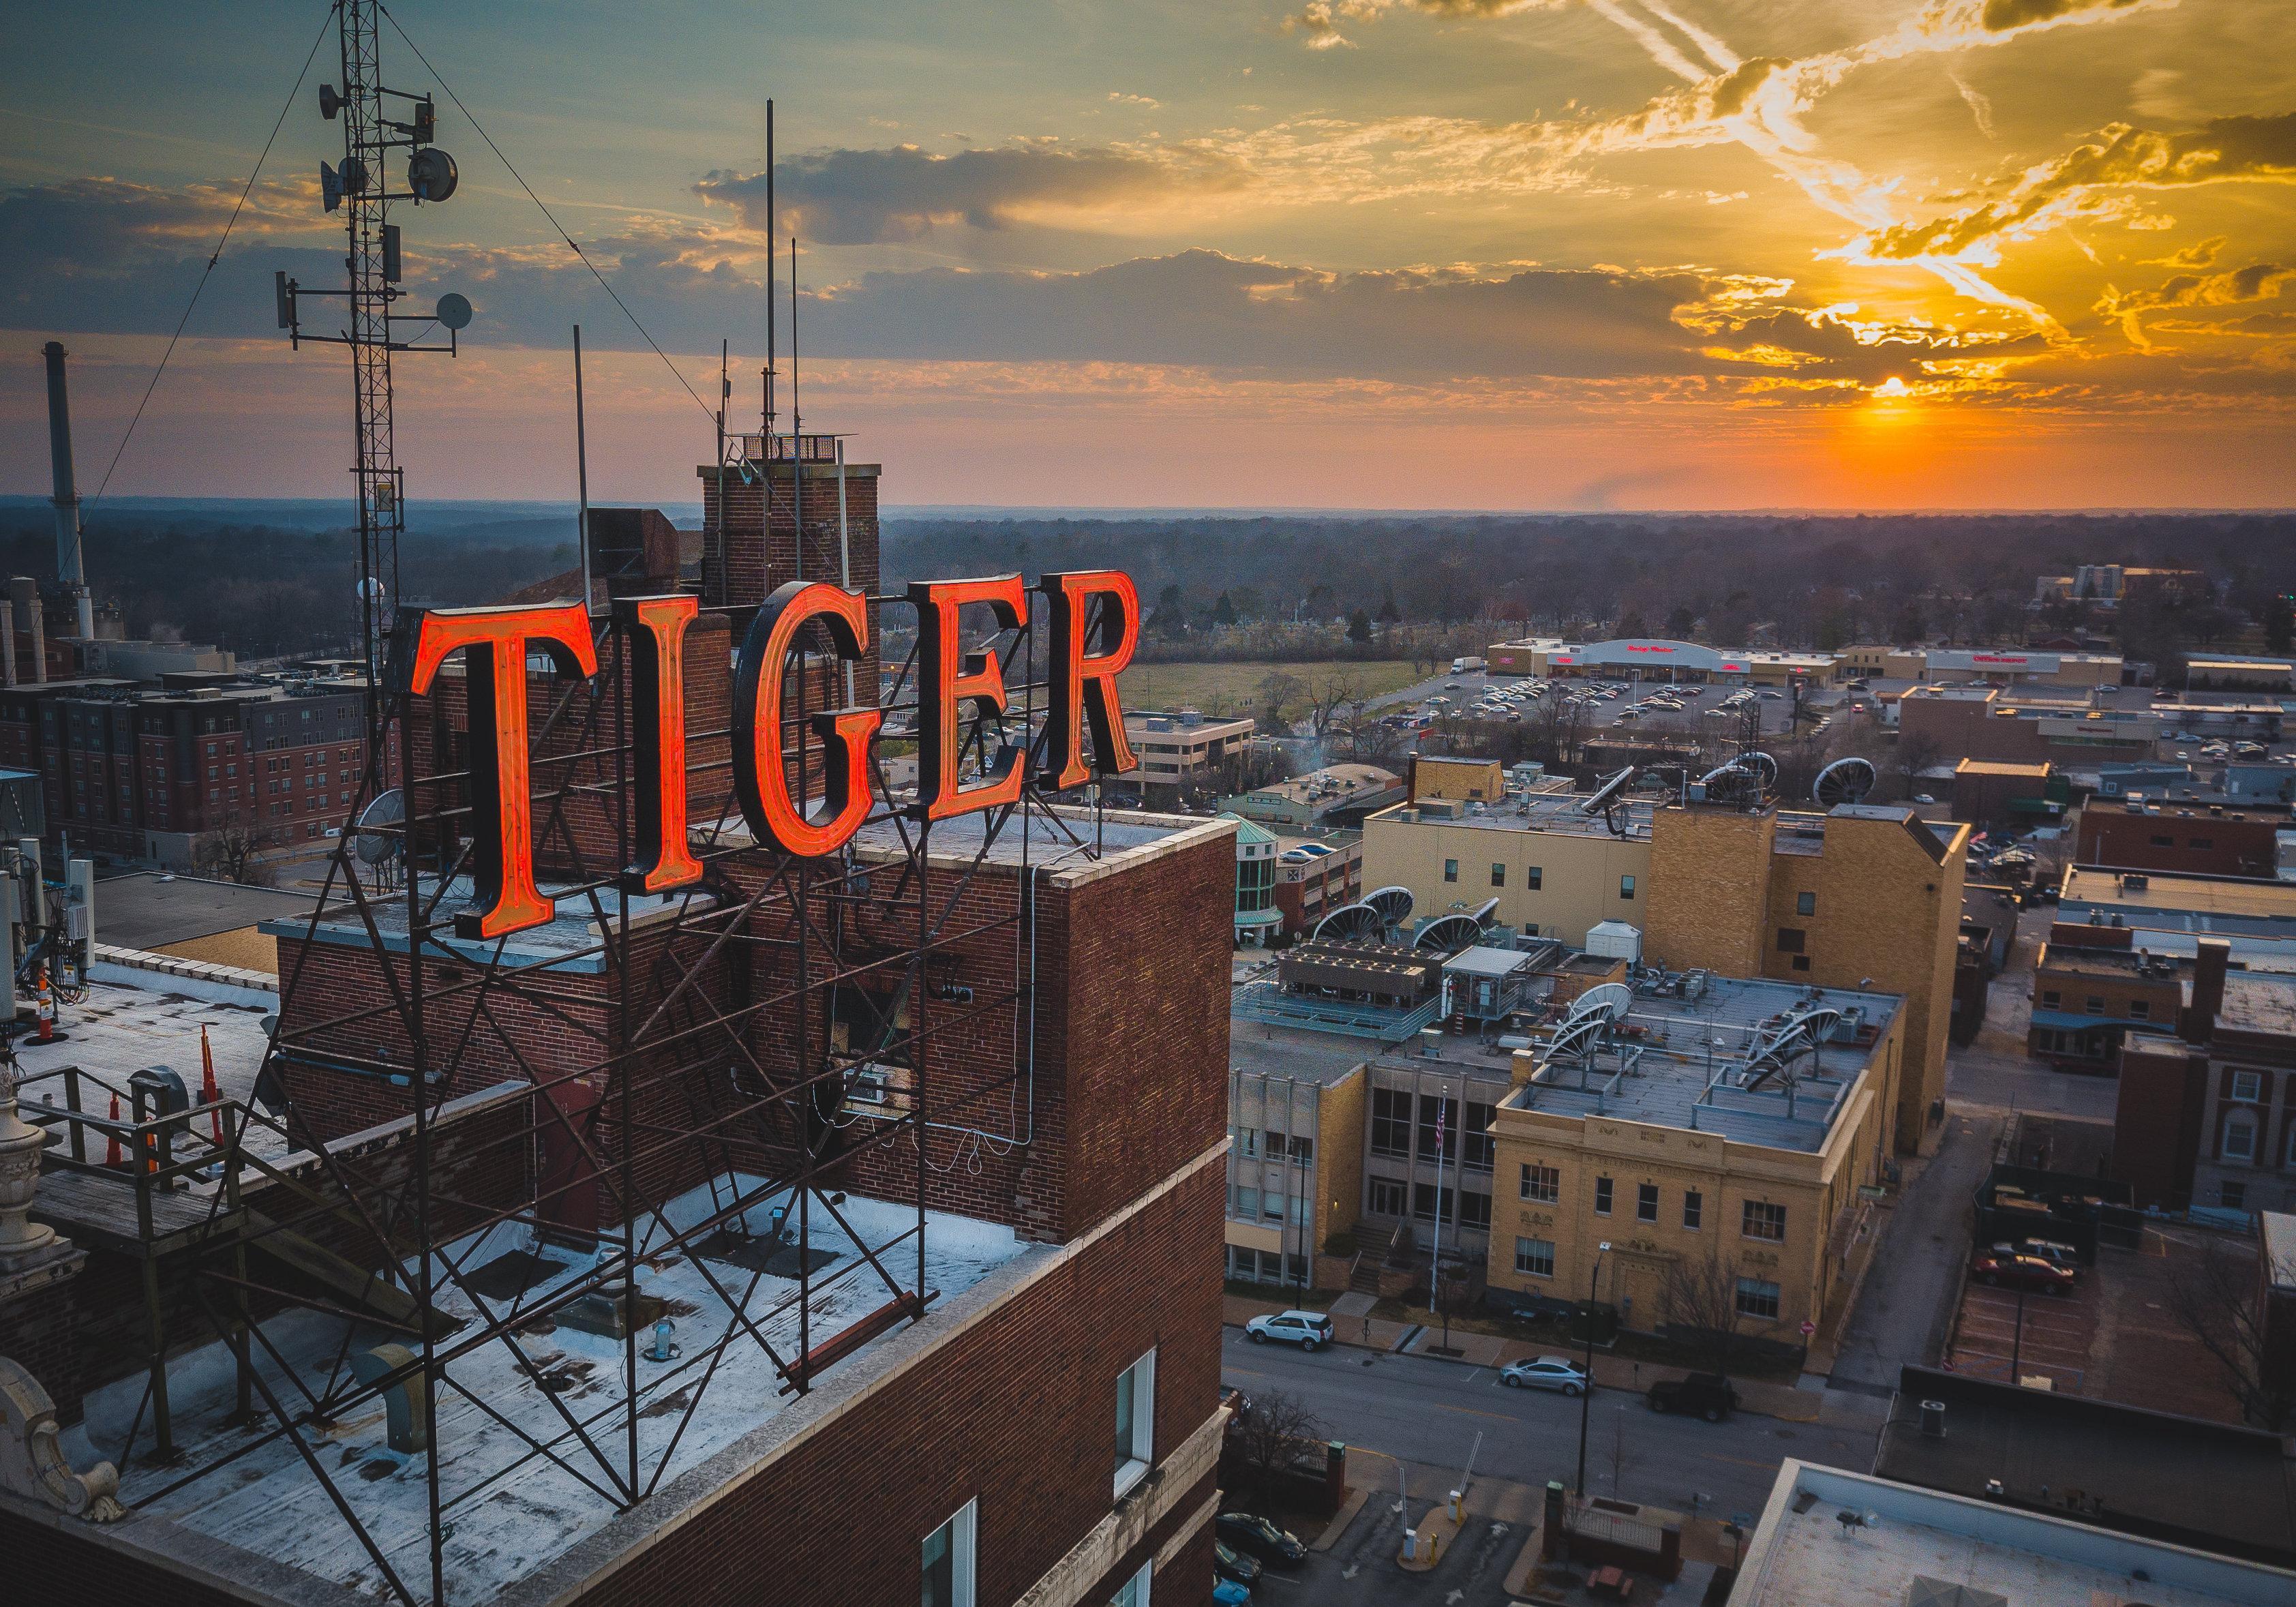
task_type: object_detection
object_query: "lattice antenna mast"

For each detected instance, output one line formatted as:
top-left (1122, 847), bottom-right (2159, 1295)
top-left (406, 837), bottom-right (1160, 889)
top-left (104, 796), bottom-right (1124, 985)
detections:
top-left (275, 0), bottom-right (468, 701)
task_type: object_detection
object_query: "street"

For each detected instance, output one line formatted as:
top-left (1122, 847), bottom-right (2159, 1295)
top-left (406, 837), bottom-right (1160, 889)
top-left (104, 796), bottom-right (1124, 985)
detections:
top-left (1218, 1327), bottom-right (1883, 1602)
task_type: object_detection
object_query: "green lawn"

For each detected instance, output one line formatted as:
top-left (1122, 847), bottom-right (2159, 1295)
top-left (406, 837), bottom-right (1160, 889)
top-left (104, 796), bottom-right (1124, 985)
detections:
top-left (1118, 659), bottom-right (1423, 723)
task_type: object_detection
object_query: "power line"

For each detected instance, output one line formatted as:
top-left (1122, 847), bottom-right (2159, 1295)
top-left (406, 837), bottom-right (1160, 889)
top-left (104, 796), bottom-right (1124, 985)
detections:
top-left (82, 0), bottom-right (337, 523)
top-left (377, 2), bottom-right (719, 425)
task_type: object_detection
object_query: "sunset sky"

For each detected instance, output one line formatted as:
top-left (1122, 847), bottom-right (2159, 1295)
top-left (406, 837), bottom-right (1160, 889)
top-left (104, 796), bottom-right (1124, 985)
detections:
top-left (3, 0), bottom-right (2292, 510)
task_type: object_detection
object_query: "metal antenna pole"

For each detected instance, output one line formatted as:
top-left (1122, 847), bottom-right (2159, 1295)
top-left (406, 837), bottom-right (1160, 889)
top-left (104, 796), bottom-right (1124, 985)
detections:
top-left (339, 0), bottom-right (399, 697)
top-left (574, 325), bottom-right (592, 614)
top-left (790, 237), bottom-right (803, 578)
top-left (763, 99), bottom-right (776, 436)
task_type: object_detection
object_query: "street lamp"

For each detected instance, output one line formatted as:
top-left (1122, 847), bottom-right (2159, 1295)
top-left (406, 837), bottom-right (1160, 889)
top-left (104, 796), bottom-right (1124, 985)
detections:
top-left (1575, 1241), bottom-right (1610, 1501)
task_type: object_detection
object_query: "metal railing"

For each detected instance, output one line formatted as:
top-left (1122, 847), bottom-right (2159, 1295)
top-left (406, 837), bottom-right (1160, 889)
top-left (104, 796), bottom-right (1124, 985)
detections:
top-left (732, 432), bottom-right (839, 464)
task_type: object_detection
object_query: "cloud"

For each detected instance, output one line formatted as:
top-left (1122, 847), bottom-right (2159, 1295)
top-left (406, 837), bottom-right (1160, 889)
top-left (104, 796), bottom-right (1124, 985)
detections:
top-left (1969, 0), bottom-right (2147, 32)
top-left (2096, 260), bottom-right (2295, 344)
top-left (2147, 234), bottom-right (2224, 268)
top-left (1851, 113), bottom-right (2296, 263)
top-left (693, 142), bottom-right (1245, 244)
top-left (1280, 0), bottom-right (1563, 51)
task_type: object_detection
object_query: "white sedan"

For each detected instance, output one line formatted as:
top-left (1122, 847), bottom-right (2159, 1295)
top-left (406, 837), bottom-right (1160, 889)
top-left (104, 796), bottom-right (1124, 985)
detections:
top-left (1500, 1355), bottom-right (1589, 1396)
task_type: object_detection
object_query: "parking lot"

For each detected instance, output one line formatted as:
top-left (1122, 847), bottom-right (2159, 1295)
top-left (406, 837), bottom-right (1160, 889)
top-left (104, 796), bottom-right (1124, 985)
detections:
top-left (1401, 671), bottom-right (1813, 739)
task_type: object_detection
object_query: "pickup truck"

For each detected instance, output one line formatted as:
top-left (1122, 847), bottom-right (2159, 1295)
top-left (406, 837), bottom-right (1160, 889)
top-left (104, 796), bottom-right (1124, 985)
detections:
top-left (1646, 1372), bottom-right (1740, 1422)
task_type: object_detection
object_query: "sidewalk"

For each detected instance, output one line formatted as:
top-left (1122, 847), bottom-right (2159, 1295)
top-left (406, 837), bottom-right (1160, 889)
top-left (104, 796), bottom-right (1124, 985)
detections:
top-left (1222, 1293), bottom-right (1821, 1422)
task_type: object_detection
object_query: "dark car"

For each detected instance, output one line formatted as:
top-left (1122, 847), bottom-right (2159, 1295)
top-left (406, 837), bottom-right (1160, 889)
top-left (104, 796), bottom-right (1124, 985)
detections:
top-left (1213, 1540), bottom-right (1263, 1587)
top-left (1972, 1251), bottom-right (2075, 1294)
top-left (1217, 1512), bottom-right (1306, 1567)
top-left (1220, 1384), bottom-right (1253, 1426)
top-left (1646, 1372), bottom-right (1740, 1422)
top-left (1992, 1238), bottom-right (2080, 1274)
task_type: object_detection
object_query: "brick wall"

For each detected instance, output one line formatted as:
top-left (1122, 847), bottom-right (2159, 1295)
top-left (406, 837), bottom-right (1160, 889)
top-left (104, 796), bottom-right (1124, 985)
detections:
top-left (2076, 808), bottom-right (2282, 880)
top-left (1643, 806), bottom-right (1774, 977)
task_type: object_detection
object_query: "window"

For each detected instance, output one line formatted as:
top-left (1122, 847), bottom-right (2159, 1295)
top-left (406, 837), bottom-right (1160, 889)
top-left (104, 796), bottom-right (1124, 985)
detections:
top-left (1742, 1200), bottom-right (1787, 1242)
top-left (1372, 1088), bottom-right (1413, 1158)
top-left (2040, 990), bottom-right (2061, 1008)
top-left (1114, 1349), bottom-right (1156, 1496)
top-left (1417, 1094), bottom-right (1457, 1162)
top-left (1682, 1189), bottom-right (1703, 1230)
top-left (1412, 1182), bottom-right (1455, 1225)
top-left (1515, 1237), bottom-right (1556, 1278)
top-left (1776, 927), bottom-right (1806, 955)
top-left (1233, 1126), bottom-right (1258, 1157)
top-left (1460, 1190), bottom-right (1492, 1231)
top-left (1109, 1561), bottom-right (1153, 1607)
top-left (2224, 1113), bottom-right (2258, 1163)
top-left (1491, 862), bottom-right (1506, 888)
top-left (1464, 1102), bottom-right (1496, 1172)
top-left (2150, 833), bottom-right (2175, 847)
top-left (1368, 1175), bottom-right (1407, 1216)
top-left (1796, 891), bottom-right (1816, 916)
top-left (1637, 1182), bottom-right (1659, 1223)
top-left (1443, 858), bottom-right (1459, 884)
top-left (1520, 1162), bottom-right (1560, 1203)
top-left (1286, 1135), bottom-right (1314, 1164)
top-left (2191, 837), bottom-right (2214, 850)
top-left (2232, 1070), bottom-right (2263, 1104)
top-left (922, 1499), bottom-right (977, 1607)
top-left (2083, 995), bottom-right (2108, 1016)
top-left (1262, 1188), bottom-right (1286, 1221)
top-left (1525, 866), bottom-right (1543, 890)
top-left (1619, 875), bottom-right (1635, 901)
top-left (2221, 1180), bottom-right (2248, 1211)
top-left (1594, 1176), bottom-right (1614, 1216)
top-left (1231, 1185), bottom-right (1259, 1220)
top-left (2129, 1000), bottom-right (2150, 1020)
top-left (1734, 1277), bottom-right (1781, 1321)
top-left (1792, 956), bottom-right (1811, 972)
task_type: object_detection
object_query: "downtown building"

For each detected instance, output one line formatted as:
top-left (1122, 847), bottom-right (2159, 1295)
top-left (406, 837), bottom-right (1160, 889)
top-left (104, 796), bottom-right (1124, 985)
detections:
top-left (0, 433), bottom-right (1237, 1607)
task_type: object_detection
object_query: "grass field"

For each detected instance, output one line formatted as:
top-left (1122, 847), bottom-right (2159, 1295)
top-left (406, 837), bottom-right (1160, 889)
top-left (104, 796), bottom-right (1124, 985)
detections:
top-left (1117, 659), bottom-right (1423, 723)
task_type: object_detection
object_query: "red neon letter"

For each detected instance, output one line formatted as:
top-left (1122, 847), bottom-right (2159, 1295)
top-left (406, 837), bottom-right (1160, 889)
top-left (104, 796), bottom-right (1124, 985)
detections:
top-left (733, 581), bottom-right (882, 856)
top-left (1036, 570), bottom-right (1139, 790)
top-left (616, 594), bottom-right (703, 893)
top-left (405, 602), bottom-right (599, 940)
top-left (909, 575), bottom-right (1027, 822)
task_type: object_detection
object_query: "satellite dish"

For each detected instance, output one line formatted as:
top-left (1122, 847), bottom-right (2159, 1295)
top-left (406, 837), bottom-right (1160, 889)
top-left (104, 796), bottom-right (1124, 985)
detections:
top-left (406, 147), bottom-right (459, 202)
top-left (1741, 751), bottom-right (1779, 789)
top-left (1415, 913), bottom-right (1483, 953)
top-left (1363, 886), bottom-right (1415, 929)
top-left (1813, 756), bottom-right (1877, 809)
top-left (338, 155), bottom-right (371, 195)
top-left (436, 292), bottom-right (473, 331)
top-left (318, 83), bottom-right (342, 121)
top-left (354, 788), bottom-right (405, 864)
top-left (1468, 897), bottom-right (1501, 929)
top-left (1312, 902), bottom-right (1386, 944)
top-left (1569, 982), bottom-right (1634, 1026)
top-left (1576, 766), bottom-right (1636, 816)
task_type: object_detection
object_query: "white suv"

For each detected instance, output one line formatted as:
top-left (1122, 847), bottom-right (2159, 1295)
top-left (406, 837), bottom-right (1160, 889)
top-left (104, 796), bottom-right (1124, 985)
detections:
top-left (1245, 1310), bottom-right (1334, 1352)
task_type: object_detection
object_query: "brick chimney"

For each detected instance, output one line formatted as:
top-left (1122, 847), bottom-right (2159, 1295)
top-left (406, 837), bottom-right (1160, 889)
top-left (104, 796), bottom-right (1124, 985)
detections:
top-left (2182, 937), bottom-right (2229, 1045)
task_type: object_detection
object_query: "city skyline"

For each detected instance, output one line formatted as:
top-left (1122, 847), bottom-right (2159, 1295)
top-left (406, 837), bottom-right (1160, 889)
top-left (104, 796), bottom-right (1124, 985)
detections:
top-left (2, 0), bottom-right (2291, 510)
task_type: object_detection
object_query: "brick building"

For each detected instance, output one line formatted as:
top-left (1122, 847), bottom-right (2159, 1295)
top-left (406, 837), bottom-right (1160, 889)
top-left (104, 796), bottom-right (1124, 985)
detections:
top-left (2074, 796), bottom-right (2284, 880)
top-left (1897, 684), bottom-right (2156, 767)
top-left (2026, 922), bottom-right (2183, 1067)
top-left (1271, 830), bottom-right (1361, 940)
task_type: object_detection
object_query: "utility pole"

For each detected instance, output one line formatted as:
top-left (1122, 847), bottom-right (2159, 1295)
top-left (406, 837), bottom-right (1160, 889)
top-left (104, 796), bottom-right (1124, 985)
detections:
top-left (1576, 1242), bottom-right (1610, 1501)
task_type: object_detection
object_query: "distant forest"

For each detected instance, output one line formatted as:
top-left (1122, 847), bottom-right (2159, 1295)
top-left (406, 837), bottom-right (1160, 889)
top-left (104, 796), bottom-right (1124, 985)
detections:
top-left (2, 503), bottom-right (2290, 670)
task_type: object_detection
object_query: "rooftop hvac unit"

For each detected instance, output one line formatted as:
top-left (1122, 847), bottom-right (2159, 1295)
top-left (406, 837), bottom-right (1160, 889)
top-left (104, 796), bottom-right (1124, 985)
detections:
top-left (1584, 921), bottom-right (1642, 964)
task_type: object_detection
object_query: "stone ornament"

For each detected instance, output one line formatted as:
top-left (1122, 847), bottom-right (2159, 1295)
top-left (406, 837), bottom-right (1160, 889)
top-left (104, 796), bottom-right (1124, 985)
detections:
top-left (0, 1355), bottom-right (123, 1522)
top-left (0, 1060), bottom-right (60, 1264)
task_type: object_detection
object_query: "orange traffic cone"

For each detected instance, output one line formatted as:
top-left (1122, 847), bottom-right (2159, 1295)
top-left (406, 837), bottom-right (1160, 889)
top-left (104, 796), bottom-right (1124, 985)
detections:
top-left (33, 974), bottom-right (55, 1045)
top-left (200, 1025), bottom-right (224, 1146)
top-left (105, 1092), bottom-right (122, 1168)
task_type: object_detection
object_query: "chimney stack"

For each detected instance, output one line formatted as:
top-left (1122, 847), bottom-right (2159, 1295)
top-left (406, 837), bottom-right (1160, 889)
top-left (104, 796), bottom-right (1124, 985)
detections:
top-left (2184, 937), bottom-right (2230, 1045)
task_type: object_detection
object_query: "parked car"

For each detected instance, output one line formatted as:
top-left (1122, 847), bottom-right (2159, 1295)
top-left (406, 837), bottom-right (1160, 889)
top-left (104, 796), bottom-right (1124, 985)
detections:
top-left (1646, 1372), bottom-right (1739, 1422)
top-left (1217, 1512), bottom-right (1307, 1567)
top-left (1213, 1540), bottom-right (1263, 1587)
top-left (1993, 1238), bottom-right (2080, 1274)
top-left (1220, 1383), bottom-right (1253, 1424)
top-left (1500, 1355), bottom-right (1589, 1396)
top-left (1245, 1310), bottom-right (1333, 1351)
top-left (1213, 1578), bottom-right (1252, 1606)
top-left (1971, 1251), bottom-right (2076, 1294)
top-left (1914, 793), bottom-right (1936, 805)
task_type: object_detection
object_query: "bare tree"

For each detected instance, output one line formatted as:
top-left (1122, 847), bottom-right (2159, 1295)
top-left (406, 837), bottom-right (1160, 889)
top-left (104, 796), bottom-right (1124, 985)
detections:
top-left (1224, 1387), bottom-right (1331, 1503)
top-left (194, 825), bottom-right (279, 887)
top-left (2164, 1229), bottom-right (2293, 1431)
top-left (1301, 672), bottom-right (1363, 745)
top-left (1254, 671), bottom-right (1307, 736)
top-left (1888, 730), bottom-right (1944, 801)
top-left (1655, 1253), bottom-right (1780, 1381)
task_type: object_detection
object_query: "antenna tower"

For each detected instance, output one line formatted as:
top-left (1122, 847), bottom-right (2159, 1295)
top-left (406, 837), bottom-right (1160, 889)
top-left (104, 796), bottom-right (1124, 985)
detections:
top-left (275, 0), bottom-right (468, 700)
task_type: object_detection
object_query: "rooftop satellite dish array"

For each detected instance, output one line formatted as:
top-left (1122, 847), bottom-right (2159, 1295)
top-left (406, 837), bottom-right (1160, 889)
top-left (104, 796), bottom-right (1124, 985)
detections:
top-left (1738, 1004), bottom-right (1842, 1092)
top-left (1311, 885), bottom-right (1416, 944)
top-left (1543, 981), bottom-right (1633, 1064)
top-left (1812, 755), bottom-right (1877, 809)
top-left (1577, 765), bottom-right (1640, 837)
top-left (1700, 749), bottom-right (1777, 808)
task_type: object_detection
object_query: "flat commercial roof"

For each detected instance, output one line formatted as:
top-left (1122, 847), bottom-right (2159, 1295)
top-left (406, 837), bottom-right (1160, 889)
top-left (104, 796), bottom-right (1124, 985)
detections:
top-left (1874, 1366), bottom-right (2296, 1565)
top-left (1443, 944), bottom-right (1532, 979)
top-left (2220, 972), bottom-right (2296, 1036)
top-left (1955, 758), bottom-right (2052, 779)
top-left (66, 1178), bottom-right (1032, 1602)
top-left (1502, 975), bottom-right (1902, 1154)
top-left (2061, 867), bottom-right (2296, 922)
top-left (1229, 1021), bottom-right (1376, 1087)
top-left (1372, 792), bottom-right (1659, 840)
top-left (97, 871), bottom-right (320, 952)
top-left (1734, 1460), bottom-right (2293, 1607)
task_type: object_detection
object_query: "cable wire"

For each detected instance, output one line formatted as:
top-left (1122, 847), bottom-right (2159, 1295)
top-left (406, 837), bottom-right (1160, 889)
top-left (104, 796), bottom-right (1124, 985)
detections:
top-left (377, 2), bottom-right (719, 424)
top-left (81, 0), bottom-right (337, 524)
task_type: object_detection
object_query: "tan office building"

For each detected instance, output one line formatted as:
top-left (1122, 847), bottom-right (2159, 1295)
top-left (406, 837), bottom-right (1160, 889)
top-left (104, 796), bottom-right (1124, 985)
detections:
top-left (1485, 975), bottom-right (1906, 1344)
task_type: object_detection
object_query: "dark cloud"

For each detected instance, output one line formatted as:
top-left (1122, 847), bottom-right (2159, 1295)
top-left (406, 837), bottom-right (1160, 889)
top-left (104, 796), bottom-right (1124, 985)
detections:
top-left (1976, 0), bottom-right (2143, 31)
top-left (1861, 112), bottom-right (2296, 260)
top-left (693, 144), bottom-right (1243, 245)
top-left (2097, 260), bottom-right (2294, 340)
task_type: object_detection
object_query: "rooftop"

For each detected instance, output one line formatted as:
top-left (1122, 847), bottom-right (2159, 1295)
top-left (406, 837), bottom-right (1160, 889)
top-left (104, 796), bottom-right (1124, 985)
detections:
top-left (2219, 970), bottom-right (2296, 1037)
top-left (2061, 867), bottom-right (2296, 925)
top-left (1228, 1019), bottom-right (1376, 1087)
top-left (2033, 944), bottom-right (2181, 980)
top-left (1734, 1460), bottom-right (2293, 1607)
top-left (1370, 789), bottom-right (1659, 841)
top-left (65, 1173), bottom-right (1033, 1603)
top-left (1873, 1366), bottom-right (2296, 1566)
top-left (1501, 974), bottom-right (1903, 1154)
top-left (1955, 758), bottom-right (2053, 779)
top-left (95, 871), bottom-right (320, 952)
top-left (1235, 764), bottom-right (1403, 806)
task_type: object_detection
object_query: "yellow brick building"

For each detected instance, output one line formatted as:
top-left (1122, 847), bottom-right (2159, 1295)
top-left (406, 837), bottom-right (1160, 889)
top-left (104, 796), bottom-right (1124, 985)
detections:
top-left (1483, 975), bottom-right (1906, 1344)
top-left (1224, 1049), bottom-right (1370, 1288)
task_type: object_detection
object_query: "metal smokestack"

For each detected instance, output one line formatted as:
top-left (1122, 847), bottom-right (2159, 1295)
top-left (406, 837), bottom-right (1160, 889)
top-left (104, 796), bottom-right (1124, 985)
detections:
top-left (40, 342), bottom-right (95, 639)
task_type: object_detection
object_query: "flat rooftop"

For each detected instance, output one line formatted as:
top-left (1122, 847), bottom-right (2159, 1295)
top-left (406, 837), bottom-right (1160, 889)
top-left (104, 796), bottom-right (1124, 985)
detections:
top-left (263, 875), bottom-right (708, 975)
top-left (1229, 1021), bottom-right (1376, 1087)
top-left (1370, 791), bottom-right (1659, 840)
top-left (2061, 867), bottom-right (2296, 924)
top-left (97, 871), bottom-right (320, 951)
top-left (2220, 971), bottom-right (2296, 1036)
top-left (1735, 1461), bottom-right (2293, 1607)
top-left (65, 1174), bottom-right (1032, 1603)
top-left (848, 805), bottom-right (1228, 880)
top-left (1502, 975), bottom-right (1903, 1154)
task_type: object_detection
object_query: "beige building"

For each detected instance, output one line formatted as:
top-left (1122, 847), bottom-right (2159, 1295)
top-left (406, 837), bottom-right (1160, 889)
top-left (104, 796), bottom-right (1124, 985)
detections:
top-left (1224, 1037), bottom-right (1369, 1290)
top-left (1363, 792), bottom-right (1969, 1153)
top-left (1119, 708), bottom-right (1253, 801)
top-left (1485, 974), bottom-right (1906, 1344)
top-left (1412, 754), bottom-right (1506, 802)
